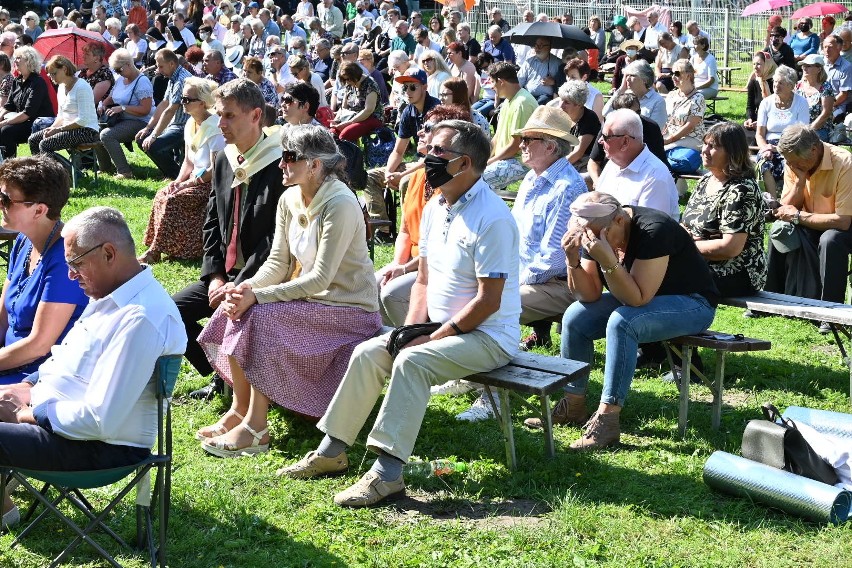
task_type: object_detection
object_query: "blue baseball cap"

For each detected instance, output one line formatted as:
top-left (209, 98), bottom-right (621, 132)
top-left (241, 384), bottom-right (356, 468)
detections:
top-left (394, 68), bottom-right (427, 85)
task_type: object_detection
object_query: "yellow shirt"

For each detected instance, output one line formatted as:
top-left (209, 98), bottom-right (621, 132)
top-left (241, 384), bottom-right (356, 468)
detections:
top-left (783, 142), bottom-right (852, 215)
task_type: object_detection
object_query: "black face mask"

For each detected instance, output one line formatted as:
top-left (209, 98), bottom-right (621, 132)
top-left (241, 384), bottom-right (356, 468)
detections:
top-left (799, 23), bottom-right (810, 32)
top-left (357, 8), bottom-right (363, 13)
top-left (424, 154), bottom-right (462, 188)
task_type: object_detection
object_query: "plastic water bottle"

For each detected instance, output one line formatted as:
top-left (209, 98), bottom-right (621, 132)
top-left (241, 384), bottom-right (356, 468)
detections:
top-left (404, 459), bottom-right (468, 477)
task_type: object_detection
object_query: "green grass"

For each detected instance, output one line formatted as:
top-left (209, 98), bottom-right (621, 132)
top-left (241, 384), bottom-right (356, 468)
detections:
top-left (3, 91), bottom-right (852, 567)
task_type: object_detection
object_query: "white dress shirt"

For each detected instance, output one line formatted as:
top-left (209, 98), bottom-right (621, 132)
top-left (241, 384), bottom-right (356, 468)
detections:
top-left (597, 145), bottom-right (680, 219)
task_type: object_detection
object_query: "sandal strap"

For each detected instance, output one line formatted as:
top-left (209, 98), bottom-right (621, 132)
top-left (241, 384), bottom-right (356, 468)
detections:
top-left (241, 423), bottom-right (269, 446)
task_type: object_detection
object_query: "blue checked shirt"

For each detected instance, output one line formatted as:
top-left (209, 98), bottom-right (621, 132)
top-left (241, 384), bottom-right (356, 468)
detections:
top-left (512, 158), bottom-right (587, 285)
top-left (165, 65), bottom-right (192, 128)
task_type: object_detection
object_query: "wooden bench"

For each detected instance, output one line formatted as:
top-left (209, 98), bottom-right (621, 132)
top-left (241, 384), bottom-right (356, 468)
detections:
top-left (466, 352), bottom-right (588, 470)
top-left (706, 96), bottom-right (728, 115)
top-left (0, 228), bottom-right (19, 269)
top-left (495, 189), bottom-right (516, 203)
top-left (720, 291), bottom-right (852, 401)
top-left (664, 332), bottom-right (771, 436)
top-left (717, 66), bottom-right (741, 88)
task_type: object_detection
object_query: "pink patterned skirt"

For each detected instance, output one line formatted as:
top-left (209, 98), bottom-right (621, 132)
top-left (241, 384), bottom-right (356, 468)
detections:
top-left (198, 299), bottom-right (382, 418)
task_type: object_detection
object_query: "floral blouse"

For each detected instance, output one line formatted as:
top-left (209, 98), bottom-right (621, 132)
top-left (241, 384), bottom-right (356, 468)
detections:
top-left (77, 64), bottom-right (115, 102)
top-left (681, 174), bottom-right (767, 293)
top-left (341, 75), bottom-right (383, 121)
top-left (664, 89), bottom-right (706, 147)
top-left (0, 74), bottom-right (12, 100)
top-left (795, 79), bottom-right (834, 125)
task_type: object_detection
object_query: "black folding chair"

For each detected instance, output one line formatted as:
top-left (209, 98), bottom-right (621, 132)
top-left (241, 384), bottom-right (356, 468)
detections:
top-left (1, 355), bottom-right (183, 568)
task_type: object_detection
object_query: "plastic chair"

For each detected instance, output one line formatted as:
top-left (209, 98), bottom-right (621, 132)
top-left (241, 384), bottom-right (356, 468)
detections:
top-left (0, 355), bottom-right (183, 568)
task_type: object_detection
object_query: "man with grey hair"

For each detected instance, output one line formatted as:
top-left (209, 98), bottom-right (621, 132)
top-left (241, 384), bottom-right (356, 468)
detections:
top-left (823, 34), bottom-right (852, 118)
top-left (839, 28), bottom-right (852, 64)
top-left (595, 109), bottom-right (678, 218)
top-left (603, 60), bottom-right (666, 129)
top-left (765, 124), bottom-right (852, 326)
top-left (203, 50), bottom-right (238, 85)
top-left (279, 121), bottom-right (521, 508)
top-left (457, 23), bottom-right (481, 62)
top-left (643, 9), bottom-right (666, 51)
top-left (483, 25), bottom-right (514, 63)
top-left (257, 9), bottom-right (279, 39)
top-left (173, 79), bottom-right (284, 399)
top-left (203, 12), bottom-right (228, 43)
top-left (0, 206), bottom-right (186, 528)
top-left (282, 14), bottom-right (307, 48)
top-left (318, 0), bottom-right (344, 39)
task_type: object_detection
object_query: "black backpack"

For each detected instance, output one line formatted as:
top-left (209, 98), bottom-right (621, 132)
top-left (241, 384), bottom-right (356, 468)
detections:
top-left (335, 138), bottom-right (367, 191)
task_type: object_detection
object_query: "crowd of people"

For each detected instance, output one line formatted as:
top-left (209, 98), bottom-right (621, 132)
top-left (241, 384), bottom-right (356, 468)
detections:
top-left (0, 3), bottom-right (850, 520)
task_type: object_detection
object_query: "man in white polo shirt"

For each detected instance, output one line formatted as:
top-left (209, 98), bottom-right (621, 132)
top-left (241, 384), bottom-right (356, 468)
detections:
top-left (595, 109), bottom-right (679, 218)
top-left (279, 121), bottom-right (520, 508)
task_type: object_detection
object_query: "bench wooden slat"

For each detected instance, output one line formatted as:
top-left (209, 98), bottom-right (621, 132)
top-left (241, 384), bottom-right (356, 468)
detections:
top-left (469, 366), bottom-right (574, 396)
top-left (506, 351), bottom-right (588, 376)
top-left (721, 291), bottom-right (852, 326)
top-left (668, 334), bottom-right (771, 352)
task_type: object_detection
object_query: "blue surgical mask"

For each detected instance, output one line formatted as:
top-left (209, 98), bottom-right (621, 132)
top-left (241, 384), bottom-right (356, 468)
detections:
top-left (626, 49), bottom-right (637, 57)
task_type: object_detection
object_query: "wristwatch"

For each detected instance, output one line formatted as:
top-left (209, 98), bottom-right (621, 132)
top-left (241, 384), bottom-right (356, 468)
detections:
top-left (793, 210), bottom-right (801, 225)
top-left (121, 105), bottom-right (126, 111)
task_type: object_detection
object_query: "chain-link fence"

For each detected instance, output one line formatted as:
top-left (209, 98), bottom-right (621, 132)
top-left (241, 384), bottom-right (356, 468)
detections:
top-left (461, 1), bottom-right (812, 87)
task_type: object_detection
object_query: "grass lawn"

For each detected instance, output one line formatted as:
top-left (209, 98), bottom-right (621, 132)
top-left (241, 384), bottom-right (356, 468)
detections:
top-left (3, 89), bottom-right (852, 567)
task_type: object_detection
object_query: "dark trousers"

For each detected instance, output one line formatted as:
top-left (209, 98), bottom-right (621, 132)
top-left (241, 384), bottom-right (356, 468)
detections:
top-left (145, 123), bottom-right (185, 179)
top-left (0, 423), bottom-right (150, 471)
top-left (766, 224), bottom-right (852, 303)
top-left (0, 121), bottom-right (36, 159)
top-left (172, 279), bottom-right (220, 377)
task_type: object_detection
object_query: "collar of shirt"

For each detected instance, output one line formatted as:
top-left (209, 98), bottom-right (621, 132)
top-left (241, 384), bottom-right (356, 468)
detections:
top-left (241, 131), bottom-right (267, 162)
top-left (97, 266), bottom-right (156, 311)
top-left (437, 177), bottom-right (487, 214)
top-left (535, 157), bottom-right (573, 190)
top-left (623, 145), bottom-right (653, 174)
top-left (169, 65), bottom-right (189, 83)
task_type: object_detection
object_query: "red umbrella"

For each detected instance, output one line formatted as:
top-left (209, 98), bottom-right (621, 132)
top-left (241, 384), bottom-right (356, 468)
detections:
top-left (742, 0), bottom-right (792, 17)
top-left (33, 28), bottom-right (115, 67)
top-left (792, 2), bottom-right (849, 18)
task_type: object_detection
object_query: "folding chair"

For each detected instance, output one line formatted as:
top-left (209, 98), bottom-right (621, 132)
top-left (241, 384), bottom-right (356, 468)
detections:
top-left (1, 355), bottom-right (183, 568)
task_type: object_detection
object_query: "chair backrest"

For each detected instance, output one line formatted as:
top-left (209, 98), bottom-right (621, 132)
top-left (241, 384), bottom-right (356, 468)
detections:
top-left (154, 355), bottom-right (183, 458)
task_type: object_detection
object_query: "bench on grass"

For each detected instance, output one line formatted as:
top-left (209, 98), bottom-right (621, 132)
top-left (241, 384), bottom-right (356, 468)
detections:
top-left (495, 189), bottom-right (516, 203)
top-left (706, 96), bottom-right (728, 114)
top-left (465, 352), bottom-right (588, 471)
top-left (664, 332), bottom-right (771, 436)
top-left (720, 291), bottom-right (852, 402)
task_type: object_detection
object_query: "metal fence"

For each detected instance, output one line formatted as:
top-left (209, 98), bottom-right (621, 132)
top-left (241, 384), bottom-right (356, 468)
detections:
top-left (462, 1), bottom-right (814, 87)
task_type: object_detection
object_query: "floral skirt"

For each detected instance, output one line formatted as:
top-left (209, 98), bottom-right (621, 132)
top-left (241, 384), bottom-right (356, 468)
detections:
top-left (198, 299), bottom-right (382, 418)
top-left (143, 182), bottom-right (211, 259)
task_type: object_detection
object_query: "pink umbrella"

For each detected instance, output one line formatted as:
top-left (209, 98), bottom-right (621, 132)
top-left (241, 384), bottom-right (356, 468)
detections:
top-left (742, 0), bottom-right (792, 17)
top-left (792, 2), bottom-right (850, 18)
top-left (33, 28), bottom-right (115, 67)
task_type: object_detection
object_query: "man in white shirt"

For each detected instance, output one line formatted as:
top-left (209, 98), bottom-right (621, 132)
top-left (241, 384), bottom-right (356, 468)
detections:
top-left (174, 13), bottom-right (197, 49)
top-left (203, 13), bottom-right (228, 43)
top-left (642, 10), bottom-right (667, 51)
top-left (685, 20), bottom-right (711, 55)
top-left (282, 14), bottom-right (307, 47)
top-left (0, 207), bottom-right (187, 529)
top-left (279, 121), bottom-right (520, 508)
top-left (318, 0), bottom-right (344, 39)
top-left (595, 109), bottom-right (679, 218)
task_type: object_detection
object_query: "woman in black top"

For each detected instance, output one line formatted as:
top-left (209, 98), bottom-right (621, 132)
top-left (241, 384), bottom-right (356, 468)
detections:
top-left (0, 47), bottom-right (55, 159)
top-left (549, 192), bottom-right (718, 450)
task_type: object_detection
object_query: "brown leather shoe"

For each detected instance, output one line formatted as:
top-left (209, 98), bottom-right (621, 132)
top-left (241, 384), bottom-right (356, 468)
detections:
top-left (569, 411), bottom-right (621, 450)
top-left (333, 471), bottom-right (405, 507)
top-left (276, 450), bottom-right (349, 479)
top-left (524, 393), bottom-right (589, 429)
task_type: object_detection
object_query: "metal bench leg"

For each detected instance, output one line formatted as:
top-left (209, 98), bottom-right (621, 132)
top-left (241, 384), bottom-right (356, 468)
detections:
top-left (712, 351), bottom-right (725, 430)
top-left (539, 394), bottom-right (555, 459)
top-left (679, 346), bottom-right (692, 437)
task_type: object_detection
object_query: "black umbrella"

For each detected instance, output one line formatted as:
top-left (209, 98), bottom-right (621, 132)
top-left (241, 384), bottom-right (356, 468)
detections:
top-left (507, 22), bottom-right (597, 51)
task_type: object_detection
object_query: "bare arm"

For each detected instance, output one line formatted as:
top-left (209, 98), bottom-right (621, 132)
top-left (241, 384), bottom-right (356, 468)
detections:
top-left (690, 232), bottom-right (748, 261)
top-left (0, 302), bottom-right (79, 371)
top-left (488, 135), bottom-right (522, 164)
top-left (664, 115), bottom-right (702, 145)
top-left (567, 134), bottom-right (594, 165)
top-left (812, 94), bottom-right (835, 132)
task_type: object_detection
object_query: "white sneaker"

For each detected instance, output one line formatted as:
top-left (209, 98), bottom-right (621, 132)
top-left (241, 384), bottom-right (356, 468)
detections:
top-left (455, 392), bottom-right (499, 422)
top-left (430, 379), bottom-right (475, 396)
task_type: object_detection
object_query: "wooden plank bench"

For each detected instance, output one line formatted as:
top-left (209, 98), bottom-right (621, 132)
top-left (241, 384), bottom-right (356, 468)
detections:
top-left (494, 189), bottom-right (516, 203)
top-left (465, 352), bottom-right (588, 471)
top-left (664, 332), bottom-right (771, 436)
top-left (720, 291), bottom-right (852, 402)
top-left (706, 96), bottom-right (728, 115)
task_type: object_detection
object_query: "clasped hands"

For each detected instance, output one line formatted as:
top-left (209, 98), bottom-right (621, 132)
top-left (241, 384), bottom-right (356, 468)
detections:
top-left (210, 281), bottom-right (256, 321)
top-left (0, 392), bottom-right (33, 424)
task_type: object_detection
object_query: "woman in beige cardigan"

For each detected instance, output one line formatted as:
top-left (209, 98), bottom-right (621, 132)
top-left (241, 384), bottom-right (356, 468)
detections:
top-left (196, 125), bottom-right (382, 458)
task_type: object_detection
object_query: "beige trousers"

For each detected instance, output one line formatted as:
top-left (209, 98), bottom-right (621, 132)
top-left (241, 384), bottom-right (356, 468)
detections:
top-left (519, 279), bottom-right (574, 325)
top-left (317, 330), bottom-right (511, 462)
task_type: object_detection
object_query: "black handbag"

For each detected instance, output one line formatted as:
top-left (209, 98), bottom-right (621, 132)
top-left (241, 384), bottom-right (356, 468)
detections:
top-left (742, 403), bottom-right (839, 485)
top-left (100, 76), bottom-right (140, 128)
top-left (386, 322), bottom-right (441, 359)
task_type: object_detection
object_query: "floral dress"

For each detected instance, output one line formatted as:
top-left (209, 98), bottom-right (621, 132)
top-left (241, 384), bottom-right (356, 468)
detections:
top-left (795, 79), bottom-right (834, 141)
top-left (664, 89), bottom-right (706, 151)
top-left (681, 174), bottom-right (767, 296)
top-left (341, 75), bottom-right (383, 121)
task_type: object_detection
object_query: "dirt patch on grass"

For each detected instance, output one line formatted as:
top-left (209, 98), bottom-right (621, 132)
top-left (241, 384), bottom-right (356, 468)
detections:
top-left (389, 493), bottom-right (549, 528)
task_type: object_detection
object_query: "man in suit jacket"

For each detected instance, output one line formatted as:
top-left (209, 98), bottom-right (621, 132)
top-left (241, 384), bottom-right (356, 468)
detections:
top-left (171, 79), bottom-right (284, 398)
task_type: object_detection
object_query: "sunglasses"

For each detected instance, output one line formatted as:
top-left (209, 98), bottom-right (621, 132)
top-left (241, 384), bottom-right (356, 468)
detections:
top-left (281, 150), bottom-right (307, 163)
top-left (281, 95), bottom-right (303, 105)
top-left (520, 136), bottom-right (545, 145)
top-left (402, 84), bottom-right (420, 92)
top-left (422, 58), bottom-right (434, 63)
top-left (426, 144), bottom-right (465, 157)
top-left (673, 70), bottom-right (683, 77)
top-left (180, 96), bottom-right (201, 104)
top-left (66, 243), bottom-right (104, 272)
top-left (419, 122), bottom-right (436, 133)
top-left (0, 191), bottom-right (35, 210)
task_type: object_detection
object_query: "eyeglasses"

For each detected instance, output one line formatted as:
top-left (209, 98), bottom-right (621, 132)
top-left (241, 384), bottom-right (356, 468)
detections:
top-left (281, 95), bottom-right (303, 105)
top-left (419, 122), bottom-right (436, 133)
top-left (426, 144), bottom-right (466, 157)
top-left (66, 243), bottom-right (104, 272)
top-left (180, 96), bottom-right (201, 104)
top-left (600, 133), bottom-right (636, 143)
top-left (520, 136), bottom-right (545, 145)
top-left (673, 71), bottom-right (683, 77)
top-left (0, 191), bottom-right (35, 209)
top-left (281, 150), bottom-right (307, 163)
top-left (403, 84), bottom-right (420, 92)
top-left (112, 64), bottom-right (124, 73)
top-left (438, 91), bottom-right (452, 99)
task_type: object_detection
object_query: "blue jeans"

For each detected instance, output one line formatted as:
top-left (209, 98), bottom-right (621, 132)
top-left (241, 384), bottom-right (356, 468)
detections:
top-left (560, 292), bottom-right (716, 406)
top-left (472, 98), bottom-right (495, 117)
top-left (145, 123), bottom-right (185, 179)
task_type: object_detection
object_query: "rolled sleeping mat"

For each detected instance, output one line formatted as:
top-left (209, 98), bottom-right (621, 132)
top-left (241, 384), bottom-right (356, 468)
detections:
top-left (703, 451), bottom-right (852, 525)
top-left (783, 407), bottom-right (852, 440)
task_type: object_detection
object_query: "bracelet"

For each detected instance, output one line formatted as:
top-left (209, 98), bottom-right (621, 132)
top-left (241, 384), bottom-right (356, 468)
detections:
top-left (602, 262), bottom-right (622, 274)
top-left (449, 320), bottom-right (464, 335)
top-left (401, 265), bottom-right (407, 275)
top-left (568, 259), bottom-right (581, 269)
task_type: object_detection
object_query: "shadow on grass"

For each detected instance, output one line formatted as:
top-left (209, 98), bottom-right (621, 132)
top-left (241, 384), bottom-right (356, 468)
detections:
top-left (2, 480), bottom-right (344, 568)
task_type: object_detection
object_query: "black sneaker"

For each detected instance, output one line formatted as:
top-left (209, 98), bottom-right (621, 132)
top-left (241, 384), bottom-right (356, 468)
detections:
top-left (189, 374), bottom-right (225, 400)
